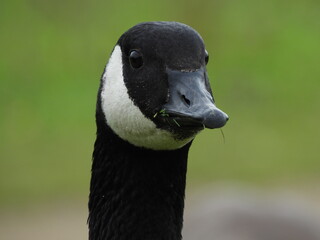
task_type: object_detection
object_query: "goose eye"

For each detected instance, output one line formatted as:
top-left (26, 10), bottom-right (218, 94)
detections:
top-left (129, 50), bottom-right (143, 69)
top-left (205, 50), bottom-right (209, 65)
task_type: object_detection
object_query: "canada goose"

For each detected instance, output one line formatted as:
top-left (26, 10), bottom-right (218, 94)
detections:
top-left (88, 21), bottom-right (228, 240)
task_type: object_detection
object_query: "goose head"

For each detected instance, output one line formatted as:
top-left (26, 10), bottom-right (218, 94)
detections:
top-left (99, 21), bottom-right (228, 150)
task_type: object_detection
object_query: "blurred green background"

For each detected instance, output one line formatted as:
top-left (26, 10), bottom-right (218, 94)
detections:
top-left (1, 0), bottom-right (319, 210)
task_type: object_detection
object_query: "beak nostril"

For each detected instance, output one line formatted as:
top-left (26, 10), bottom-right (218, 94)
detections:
top-left (181, 95), bottom-right (191, 106)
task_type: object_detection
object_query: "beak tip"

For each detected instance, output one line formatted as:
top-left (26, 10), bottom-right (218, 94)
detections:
top-left (203, 109), bottom-right (229, 129)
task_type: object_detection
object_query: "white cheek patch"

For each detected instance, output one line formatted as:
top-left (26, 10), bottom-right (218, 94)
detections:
top-left (100, 45), bottom-right (194, 150)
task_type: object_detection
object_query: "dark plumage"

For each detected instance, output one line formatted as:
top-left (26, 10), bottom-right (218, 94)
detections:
top-left (88, 21), bottom-right (228, 240)
top-left (90, 127), bottom-right (189, 240)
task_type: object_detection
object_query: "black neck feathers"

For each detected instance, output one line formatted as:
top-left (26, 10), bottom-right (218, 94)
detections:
top-left (89, 106), bottom-right (191, 240)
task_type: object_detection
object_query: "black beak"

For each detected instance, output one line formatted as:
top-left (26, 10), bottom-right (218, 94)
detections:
top-left (162, 68), bottom-right (229, 129)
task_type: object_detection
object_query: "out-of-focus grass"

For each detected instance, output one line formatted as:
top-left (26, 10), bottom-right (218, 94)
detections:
top-left (0, 0), bottom-right (319, 206)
